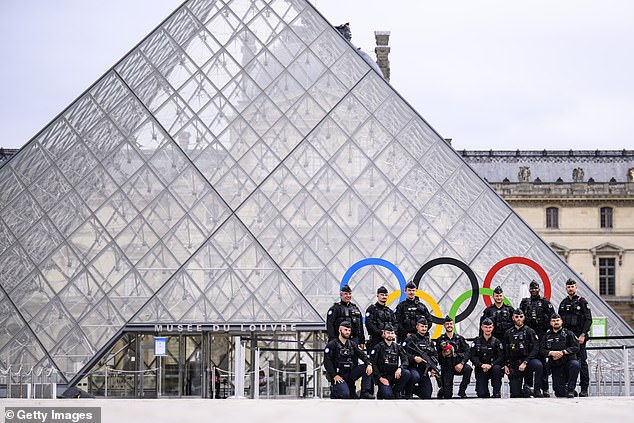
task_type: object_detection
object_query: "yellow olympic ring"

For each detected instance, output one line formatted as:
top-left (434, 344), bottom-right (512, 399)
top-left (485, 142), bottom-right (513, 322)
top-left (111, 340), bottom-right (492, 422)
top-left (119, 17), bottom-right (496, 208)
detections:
top-left (386, 289), bottom-right (443, 339)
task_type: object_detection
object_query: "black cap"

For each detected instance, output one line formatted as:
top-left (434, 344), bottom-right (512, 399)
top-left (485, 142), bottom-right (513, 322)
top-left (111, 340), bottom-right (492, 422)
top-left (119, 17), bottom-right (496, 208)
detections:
top-left (493, 286), bottom-right (503, 294)
top-left (339, 320), bottom-right (352, 328)
top-left (406, 281), bottom-right (417, 290)
top-left (383, 324), bottom-right (395, 332)
top-left (481, 318), bottom-right (494, 326)
top-left (377, 286), bottom-right (388, 294)
top-left (416, 317), bottom-right (428, 326)
top-left (513, 309), bottom-right (524, 316)
top-left (340, 284), bottom-right (352, 293)
top-left (565, 279), bottom-right (576, 286)
top-left (550, 313), bottom-right (561, 320)
top-left (529, 280), bottom-right (539, 289)
top-left (443, 315), bottom-right (453, 323)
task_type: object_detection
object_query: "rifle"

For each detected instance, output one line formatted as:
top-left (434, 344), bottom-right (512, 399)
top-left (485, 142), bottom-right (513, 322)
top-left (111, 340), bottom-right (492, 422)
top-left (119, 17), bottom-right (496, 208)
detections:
top-left (406, 341), bottom-right (441, 375)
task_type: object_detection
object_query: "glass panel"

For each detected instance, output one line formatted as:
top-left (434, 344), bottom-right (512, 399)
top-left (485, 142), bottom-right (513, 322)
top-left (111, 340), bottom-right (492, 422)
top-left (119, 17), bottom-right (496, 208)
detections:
top-left (0, 244), bottom-right (34, 292)
top-left (19, 217), bottom-right (63, 265)
top-left (29, 166), bottom-right (73, 213)
top-left (136, 241), bottom-right (181, 292)
top-left (115, 215), bottom-right (161, 264)
top-left (48, 190), bottom-right (92, 237)
top-left (1, 190), bottom-right (44, 239)
top-left (57, 270), bottom-right (107, 321)
top-left (8, 271), bottom-right (56, 321)
top-left (9, 142), bottom-right (51, 187)
top-left (40, 243), bottom-right (83, 294)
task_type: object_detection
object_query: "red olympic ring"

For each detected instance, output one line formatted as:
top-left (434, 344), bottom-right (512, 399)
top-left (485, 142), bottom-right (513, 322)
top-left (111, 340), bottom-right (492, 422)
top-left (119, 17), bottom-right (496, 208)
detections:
top-left (482, 256), bottom-right (551, 307)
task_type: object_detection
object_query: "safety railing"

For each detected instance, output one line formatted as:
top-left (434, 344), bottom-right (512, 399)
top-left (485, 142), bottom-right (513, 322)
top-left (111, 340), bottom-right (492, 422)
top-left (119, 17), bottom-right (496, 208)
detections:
top-left (0, 366), bottom-right (60, 399)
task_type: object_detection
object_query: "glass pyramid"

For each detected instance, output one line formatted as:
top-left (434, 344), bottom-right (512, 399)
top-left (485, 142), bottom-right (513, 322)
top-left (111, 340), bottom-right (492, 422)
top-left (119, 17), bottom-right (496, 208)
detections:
top-left (0, 0), bottom-right (631, 384)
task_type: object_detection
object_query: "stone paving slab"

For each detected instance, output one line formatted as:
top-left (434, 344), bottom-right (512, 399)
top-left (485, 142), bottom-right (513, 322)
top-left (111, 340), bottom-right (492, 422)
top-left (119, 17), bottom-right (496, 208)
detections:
top-left (1, 397), bottom-right (632, 423)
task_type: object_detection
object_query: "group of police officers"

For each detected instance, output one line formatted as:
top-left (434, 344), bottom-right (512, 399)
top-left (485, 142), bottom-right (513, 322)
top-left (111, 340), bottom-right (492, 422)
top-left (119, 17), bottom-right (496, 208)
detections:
top-left (324, 279), bottom-right (592, 399)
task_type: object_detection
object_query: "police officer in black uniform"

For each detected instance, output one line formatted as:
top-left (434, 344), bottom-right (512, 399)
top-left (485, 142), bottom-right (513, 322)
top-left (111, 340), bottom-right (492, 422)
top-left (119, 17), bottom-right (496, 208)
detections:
top-left (402, 317), bottom-right (439, 399)
top-left (395, 281), bottom-right (432, 342)
top-left (436, 315), bottom-right (472, 399)
top-left (470, 318), bottom-right (504, 398)
top-left (481, 286), bottom-right (514, 345)
top-left (503, 309), bottom-right (544, 397)
top-left (558, 278), bottom-right (592, 397)
top-left (324, 320), bottom-right (373, 399)
top-left (326, 284), bottom-right (371, 397)
top-left (366, 286), bottom-right (397, 349)
top-left (326, 284), bottom-right (365, 345)
top-left (364, 286), bottom-right (396, 399)
top-left (519, 280), bottom-right (555, 396)
top-left (370, 324), bottom-right (412, 399)
top-left (540, 313), bottom-right (580, 398)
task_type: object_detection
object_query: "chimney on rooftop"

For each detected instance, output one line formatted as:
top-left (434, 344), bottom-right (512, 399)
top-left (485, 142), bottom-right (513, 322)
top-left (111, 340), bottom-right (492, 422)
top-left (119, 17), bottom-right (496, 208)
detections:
top-left (374, 31), bottom-right (391, 81)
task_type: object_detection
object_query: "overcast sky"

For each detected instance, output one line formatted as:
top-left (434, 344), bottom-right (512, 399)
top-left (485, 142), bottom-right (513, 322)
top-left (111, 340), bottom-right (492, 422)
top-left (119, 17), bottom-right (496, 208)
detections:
top-left (1, 0), bottom-right (633, 151)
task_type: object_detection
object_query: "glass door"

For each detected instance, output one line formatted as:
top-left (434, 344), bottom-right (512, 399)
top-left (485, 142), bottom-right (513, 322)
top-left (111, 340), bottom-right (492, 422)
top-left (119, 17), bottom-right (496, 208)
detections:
top-left (183, 335), bottom-right (203, 396)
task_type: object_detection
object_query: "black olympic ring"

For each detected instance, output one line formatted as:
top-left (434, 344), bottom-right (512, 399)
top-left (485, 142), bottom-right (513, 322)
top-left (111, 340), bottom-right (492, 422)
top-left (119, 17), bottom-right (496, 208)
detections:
top-left (411, 257), bottom-right (480, 325)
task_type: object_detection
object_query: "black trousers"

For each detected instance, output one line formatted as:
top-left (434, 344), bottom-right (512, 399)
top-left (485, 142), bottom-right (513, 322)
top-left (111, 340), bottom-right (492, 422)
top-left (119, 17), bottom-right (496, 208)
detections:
top-left (440, 363), bottom-right (472, 398)
top-left (579, 340), bottom-right (589, 390)
top-left (474, 365), bottom-right (502, 398)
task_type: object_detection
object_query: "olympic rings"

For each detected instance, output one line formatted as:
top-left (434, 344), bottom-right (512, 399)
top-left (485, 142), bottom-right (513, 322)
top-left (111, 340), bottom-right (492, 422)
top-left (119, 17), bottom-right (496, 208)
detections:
top-left (412, 257), bottom-right (480, 325)
top-left (340, 257), bottom-right (407, 303)
top-left (339, 255), bottom-right (551, 339)
top-left (482, 256), bottom-right (551, 307)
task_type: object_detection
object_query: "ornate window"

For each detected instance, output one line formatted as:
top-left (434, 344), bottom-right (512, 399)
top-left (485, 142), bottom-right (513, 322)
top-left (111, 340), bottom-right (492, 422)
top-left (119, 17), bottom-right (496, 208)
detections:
top-left (546, 207), bottom-right (559, 229)
top-left (600, 207), bottom-right (613, 228)
top-left (599, 258), bottom-right (616, 296)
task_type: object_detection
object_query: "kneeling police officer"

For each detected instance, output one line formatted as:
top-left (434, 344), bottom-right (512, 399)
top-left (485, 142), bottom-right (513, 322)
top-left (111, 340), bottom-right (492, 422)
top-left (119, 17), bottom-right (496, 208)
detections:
top-left (540, 313), bottom-right (580, 398)
top-left (436, 315), bottom-right (472, 398)
top-left (370, 324), bottom-right (412, 399)
top-left (324, 320), bottom-right (373, 399)
top-left (503, 309), bottom-right (544, 397)
top-left (470, 318), bottom-right (504, 398)
top-left (402, 317), bottom-right (439, 399)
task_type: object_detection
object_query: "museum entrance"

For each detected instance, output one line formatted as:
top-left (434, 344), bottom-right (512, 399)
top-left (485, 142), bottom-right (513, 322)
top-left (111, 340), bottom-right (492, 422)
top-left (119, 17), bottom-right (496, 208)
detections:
top-left (81, 330), bottom-right (326, 398)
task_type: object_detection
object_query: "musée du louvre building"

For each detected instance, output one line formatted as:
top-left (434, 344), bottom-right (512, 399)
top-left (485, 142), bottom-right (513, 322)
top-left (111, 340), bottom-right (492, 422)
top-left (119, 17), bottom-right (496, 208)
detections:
top-left (1, 0), bottom-right (632, 398)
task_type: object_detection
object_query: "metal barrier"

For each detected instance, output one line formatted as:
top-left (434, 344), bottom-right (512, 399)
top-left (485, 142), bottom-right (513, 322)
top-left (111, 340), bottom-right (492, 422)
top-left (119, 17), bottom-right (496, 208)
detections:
top-left (0, 366), bottom-right (59, 399)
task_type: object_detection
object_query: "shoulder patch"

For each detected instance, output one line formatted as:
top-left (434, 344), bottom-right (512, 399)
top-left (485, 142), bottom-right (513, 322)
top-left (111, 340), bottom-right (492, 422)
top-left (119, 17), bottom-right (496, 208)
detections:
top-left (370, 349), bottom-right (375, 355)
top-left (402, 341), bottom-right (407, 347)
top-left (324, 347), bottom-right (330, 353)
top-left (366, 312), bottom-right (371, 317)
top-left (327, 310), bottom-right (333, 315)
top-left (471, 342), bottom-right (476, 348)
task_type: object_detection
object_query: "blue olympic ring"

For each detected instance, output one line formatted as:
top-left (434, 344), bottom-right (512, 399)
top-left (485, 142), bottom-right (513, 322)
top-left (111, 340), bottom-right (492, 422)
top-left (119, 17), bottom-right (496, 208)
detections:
top-left (340, 257), bottom-right (407, 303)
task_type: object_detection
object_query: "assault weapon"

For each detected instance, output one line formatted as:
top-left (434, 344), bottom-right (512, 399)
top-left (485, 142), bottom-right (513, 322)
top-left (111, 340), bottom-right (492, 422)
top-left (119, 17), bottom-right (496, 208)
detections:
top-left (405, 341), bottom-right (441, 375)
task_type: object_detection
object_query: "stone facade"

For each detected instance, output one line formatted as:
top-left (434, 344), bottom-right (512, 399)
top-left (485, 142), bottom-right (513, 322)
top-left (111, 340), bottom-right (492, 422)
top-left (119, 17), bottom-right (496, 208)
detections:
top-left (461, 150), bottom-right (634, 328)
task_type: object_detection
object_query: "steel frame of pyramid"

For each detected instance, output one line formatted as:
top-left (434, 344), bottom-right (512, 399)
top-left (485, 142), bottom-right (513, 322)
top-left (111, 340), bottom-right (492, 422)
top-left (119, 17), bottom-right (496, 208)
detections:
top-left (0, 0), bottom-right (632, 386)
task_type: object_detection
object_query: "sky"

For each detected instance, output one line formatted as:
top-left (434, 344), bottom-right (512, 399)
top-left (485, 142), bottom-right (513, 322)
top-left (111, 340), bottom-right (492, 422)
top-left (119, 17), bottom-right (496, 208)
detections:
top-left (1, 0), bottom-right (633, 151)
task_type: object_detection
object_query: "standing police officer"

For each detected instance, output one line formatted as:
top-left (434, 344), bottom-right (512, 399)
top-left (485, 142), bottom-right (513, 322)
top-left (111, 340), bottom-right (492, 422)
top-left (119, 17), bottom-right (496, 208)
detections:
top-left (324, 321), bottom-right (373, 399)
top-left (470, 318), bottom-right (504, 398)
top-left (558, 278), bottom-right (592, 397)
top-left (481, 286), bottom-right (514, 345)
top-left (326, 284), bottom-right (365, 345)
top-left (370, 324), bottom-right (412, 399)
top-left (519, 280), bottom-right (555, 396)
top-left (395, 282), bottom-right (432, 342)
top-left (503, 309), bottom-right (544, 397)
top-left (402, 317), bottom-right (439, 399)
top-left (436, 315), bottom-right (472, 398)
top-left (364, 286), bottom-right (396, 399)
top-left (365, 286), bottom-right (397, 350)
top-left (540, 313), bottom-right (580, 398)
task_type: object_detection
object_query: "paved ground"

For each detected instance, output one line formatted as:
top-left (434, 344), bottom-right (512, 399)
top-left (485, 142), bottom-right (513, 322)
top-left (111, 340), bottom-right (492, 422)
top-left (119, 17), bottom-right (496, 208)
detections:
top-left (1, 397), bottom-right (632, 423)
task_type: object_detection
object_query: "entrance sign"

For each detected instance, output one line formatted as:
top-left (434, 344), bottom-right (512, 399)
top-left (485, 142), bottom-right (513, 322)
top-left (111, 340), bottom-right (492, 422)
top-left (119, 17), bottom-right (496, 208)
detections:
top-left (154, 337), bottom-right (167, 356)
